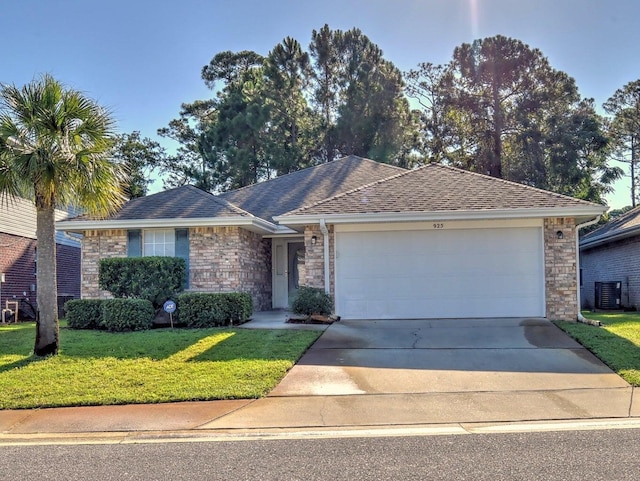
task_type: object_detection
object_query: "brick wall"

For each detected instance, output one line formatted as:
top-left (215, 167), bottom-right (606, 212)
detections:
top-left (81, 227), bottom-right (272, 310)
top-left (580, 236), bottom-right (640, 310)
top-left (188, 227), bottom-right (272, 311)
top-left (0, 232), bottom-right (80, 317)
top-left (544, 218), bottom-right (578, 321)
top-left (81, 229), bottom-right (127, 299)
top-left (57, 243), bottom-right (81, 298)
top-left (303, 224), bottom-right (335, 298)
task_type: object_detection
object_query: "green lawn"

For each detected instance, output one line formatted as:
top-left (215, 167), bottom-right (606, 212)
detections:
top-left (556, 311), bottom-right (640, 386)
top-left (0, 322), bottom-right (321, 410)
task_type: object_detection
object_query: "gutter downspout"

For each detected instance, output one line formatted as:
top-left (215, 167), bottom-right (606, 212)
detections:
top-left (576, 216), bottom-right (602, 326)
top-left (319, 219), bottom-right (330, 295)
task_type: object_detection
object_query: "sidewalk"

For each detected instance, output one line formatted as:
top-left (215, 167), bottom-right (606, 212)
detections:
top-left (1, 388), bottom-right (638, 444)
top-left (1, 314), bottom-right (639, 443)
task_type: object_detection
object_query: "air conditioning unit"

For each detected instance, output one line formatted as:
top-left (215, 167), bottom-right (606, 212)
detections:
top-left (595, 281), bottom-right (621, 310)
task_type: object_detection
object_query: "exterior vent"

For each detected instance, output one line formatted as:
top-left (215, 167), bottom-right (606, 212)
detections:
top-left (595, 281), bottom-right (621, 310)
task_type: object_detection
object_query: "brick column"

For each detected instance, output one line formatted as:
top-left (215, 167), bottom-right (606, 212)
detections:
top-left (544, 218), bottom-right (577, 321)
top-left (303, 224), bottom-right (335, 299)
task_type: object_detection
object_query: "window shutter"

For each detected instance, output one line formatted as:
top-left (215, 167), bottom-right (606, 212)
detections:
top-left (175, 228), bottom-right (189, 288)
top-left (127, 230), bottom-right (142, 257)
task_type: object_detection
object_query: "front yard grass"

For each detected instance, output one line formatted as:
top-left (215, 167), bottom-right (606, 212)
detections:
top-left (556, 311), bottom-right (640, 386)
top-left (0, 321), bottom-right (321, 410)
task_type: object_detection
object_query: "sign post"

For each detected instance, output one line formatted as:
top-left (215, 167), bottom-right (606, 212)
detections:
top-left (163, 300), bottom-right (176, 328)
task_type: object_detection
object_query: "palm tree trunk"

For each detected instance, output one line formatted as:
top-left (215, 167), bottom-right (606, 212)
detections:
top-left (34, 205), bottom-right (59, 356)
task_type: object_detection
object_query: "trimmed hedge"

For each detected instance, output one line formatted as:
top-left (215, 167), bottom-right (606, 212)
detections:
top-left (177, 292), bottom-right (253, 328)
top-left (291, 286), bottom-right (333, 316)
top-left (66, 299), bottom-right (104, 329)
top-left (101, 298), bottom-right (155, 332)
top-left (99, 257), bottom-right (186, 308)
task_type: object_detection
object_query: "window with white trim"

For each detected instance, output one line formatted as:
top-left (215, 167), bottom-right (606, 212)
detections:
top-left (143, 229), bottom-right (175, 257)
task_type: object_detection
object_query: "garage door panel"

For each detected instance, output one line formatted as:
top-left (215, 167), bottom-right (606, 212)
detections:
top-left (335, 227), bottom-right (544, 319)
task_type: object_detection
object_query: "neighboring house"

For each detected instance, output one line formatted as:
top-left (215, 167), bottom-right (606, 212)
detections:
top-left (0, 195), bottom-right (81, 318)
top-left (579, 206), bottom-right (640, 310)
top-left (56, 155), bottom-right (605, 321)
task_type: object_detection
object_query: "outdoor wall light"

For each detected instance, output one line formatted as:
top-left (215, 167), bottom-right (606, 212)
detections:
top-left (311, 235), bottom-right (317, 245)
top-left (556, 230), bottom-right (564, 240)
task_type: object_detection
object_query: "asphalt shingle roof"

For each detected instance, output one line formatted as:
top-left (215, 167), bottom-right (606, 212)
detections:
top-left (283, 163), bottom-right (601, 216)
top-left (581, 205), bottom-right (640, 247)
top-left (78, 185), bottom-right (252, 221)
top-left (219, 155), bottom-right (406, 222)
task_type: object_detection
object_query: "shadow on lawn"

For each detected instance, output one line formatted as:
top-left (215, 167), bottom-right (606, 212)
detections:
top-left (1, 324), bottom-right (318, 373)
top-left (0, 355), bottom-right (44, 375)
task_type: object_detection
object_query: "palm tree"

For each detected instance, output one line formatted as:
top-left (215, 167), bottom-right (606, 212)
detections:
top-left (0, 74), bottom-right (126, 356)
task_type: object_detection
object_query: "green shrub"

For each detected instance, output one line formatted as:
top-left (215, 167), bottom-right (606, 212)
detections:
top-left (99, 257), bottom-right (186, 308)
top-left (65, 299), bottom-right (104, 329)
top-left (177, 292), bottom-right (253, 328)
top-left (100, 298), bottom-right (154, 332)
top-left (291, 286), bottom-right (333, 316)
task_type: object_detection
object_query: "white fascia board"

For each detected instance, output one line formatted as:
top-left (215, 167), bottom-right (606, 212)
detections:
top-left (274, 206), bottom-right (606, 226)
top-left (55, 216), bottom-right (279, 235)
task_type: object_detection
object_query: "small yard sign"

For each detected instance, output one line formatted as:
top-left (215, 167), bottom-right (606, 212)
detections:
top-left (163, 300), bottom-right (176, 328)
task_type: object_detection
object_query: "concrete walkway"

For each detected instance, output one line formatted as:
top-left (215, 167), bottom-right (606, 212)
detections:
top-left (1, 315), bottom-right (638, 442)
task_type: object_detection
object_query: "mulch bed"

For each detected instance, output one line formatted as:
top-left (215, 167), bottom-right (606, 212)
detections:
top-left (286, 314), bottom-right (340, 325)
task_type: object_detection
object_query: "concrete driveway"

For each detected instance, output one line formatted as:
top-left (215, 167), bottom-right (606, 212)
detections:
top-left (202, 317), bottom-right (636, 430)
top-left (270, 318), bottom-right (629, 396)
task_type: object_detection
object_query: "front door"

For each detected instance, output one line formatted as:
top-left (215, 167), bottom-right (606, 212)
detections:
top-left (272, 238), bottom-right (305, 309)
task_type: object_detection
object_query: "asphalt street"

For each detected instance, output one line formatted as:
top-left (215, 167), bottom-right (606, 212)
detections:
top-left (1, 428), bottom-right (638, 481)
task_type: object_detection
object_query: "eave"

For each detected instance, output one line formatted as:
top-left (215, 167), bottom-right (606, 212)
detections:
top-left (274, 206), bottom-right (606, 226)
top-left (580, 225), bottom-right (640, 250)
top-left (55, 216), bottom-right (280, 235)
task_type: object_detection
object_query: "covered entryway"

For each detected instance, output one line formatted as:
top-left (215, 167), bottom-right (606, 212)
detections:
top-left (335, 223), bottom-right (545, 319)
top-left (272, 238), bottom-right (305, 309)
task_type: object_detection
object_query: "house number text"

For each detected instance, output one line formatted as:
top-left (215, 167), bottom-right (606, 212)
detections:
top-left (433, 223), bottom-right (445, 229)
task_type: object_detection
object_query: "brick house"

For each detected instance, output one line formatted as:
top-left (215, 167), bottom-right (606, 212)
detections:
top-left (0, 196), bottom-right (81, 319)
top-left (57, 156), bottom-right (605, 321)
top-left (579, 206), bottom-right (640, 310)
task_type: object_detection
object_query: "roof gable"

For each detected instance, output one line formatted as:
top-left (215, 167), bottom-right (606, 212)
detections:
top-left (219, 155), bottom-right (405, 222)
top-left (280, 163), bottom-right (602, 218)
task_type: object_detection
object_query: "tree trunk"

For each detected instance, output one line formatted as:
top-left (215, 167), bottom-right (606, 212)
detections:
top-left (34, 205), bottom-right (59, 356)
top-left (490, 82), bottom-right (503, 178)
top-left (631, 136), bottom-right (637, 208)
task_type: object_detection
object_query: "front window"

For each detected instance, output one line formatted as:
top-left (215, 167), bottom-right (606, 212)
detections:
top-left (143, 229), bottom-right (175, 257)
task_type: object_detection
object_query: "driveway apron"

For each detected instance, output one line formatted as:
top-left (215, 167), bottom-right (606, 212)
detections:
top-left (270, 318), bottom-right (628, 396)
top-left (202, 318), bottom-right (634, 429)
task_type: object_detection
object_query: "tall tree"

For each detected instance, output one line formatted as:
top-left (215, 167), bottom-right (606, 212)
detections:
top-left (309, 25), bottom-right (417, 165)
top-left (263, 37), bottom-right (318, 174)
top-left (407, 35), bottom-right (621, 202)
top-left (0, 74), bottom-right (126, 355)
top-left (404, 62), bottom-right (449, 163)
top-left (157, 98), bottom-right (218, 190)
top-left (201, 51), bottom-right (271, 190)
top-left (111, 131), bottom-right (166, 198)
top-left (309, 25), bottom-right (342, 163)
top-left (603, 79), bottom-right (640, 206)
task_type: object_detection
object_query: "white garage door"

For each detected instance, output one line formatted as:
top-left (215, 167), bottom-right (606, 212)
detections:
top-left (335, 227), bottom-right (544, 319)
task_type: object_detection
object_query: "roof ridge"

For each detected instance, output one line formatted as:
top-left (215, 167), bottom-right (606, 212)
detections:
top-left (281, 162), bottom-right (602, 217)
top-left (283, 164), bottom-right (414, 215)
top-left (219, 155), bottom-right (407, 197)
top-left (433, 164), bottom-right (603, 208)
top-left (184, 185), bottom-right (255, 217)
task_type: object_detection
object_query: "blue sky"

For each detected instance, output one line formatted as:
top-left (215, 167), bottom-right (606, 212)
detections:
top-left (3, 0), bottom-right (639, 208)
